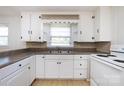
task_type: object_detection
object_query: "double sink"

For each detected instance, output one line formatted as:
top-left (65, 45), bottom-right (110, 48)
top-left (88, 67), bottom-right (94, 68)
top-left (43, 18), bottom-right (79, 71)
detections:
top-left (47, 50), bottom-right (73, 54)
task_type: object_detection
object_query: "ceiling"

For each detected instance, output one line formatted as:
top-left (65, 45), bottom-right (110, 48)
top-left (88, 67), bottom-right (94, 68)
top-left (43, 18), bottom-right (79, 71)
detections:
top-left (0, 6), bottom-right (98, 16)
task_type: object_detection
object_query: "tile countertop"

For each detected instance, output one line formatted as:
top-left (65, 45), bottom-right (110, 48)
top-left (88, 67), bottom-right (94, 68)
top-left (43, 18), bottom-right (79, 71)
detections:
top-left (0, 48), bottom-right (106, 69)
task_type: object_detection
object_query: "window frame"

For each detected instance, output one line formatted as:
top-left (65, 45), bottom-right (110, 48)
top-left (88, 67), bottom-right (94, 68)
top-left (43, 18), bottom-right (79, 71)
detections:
top-left (48, 23), bottom-right (73, 47)
top-left (0, 24), bottom-right (9, 47)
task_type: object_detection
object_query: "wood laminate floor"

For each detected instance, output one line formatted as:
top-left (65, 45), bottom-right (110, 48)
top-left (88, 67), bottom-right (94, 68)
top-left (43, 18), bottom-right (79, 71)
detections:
top-left (32, 79), bottom-right (90, 86)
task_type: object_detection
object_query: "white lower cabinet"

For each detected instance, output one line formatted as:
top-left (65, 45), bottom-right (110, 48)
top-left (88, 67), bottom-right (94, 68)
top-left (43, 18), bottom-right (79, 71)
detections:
top-left (36, 55), bottom-right (89, 79)
top-left (36, 55), bottom-right (45, 78)
top-left (29, 56), bottom-right (36, 84)
top-left (45, 60), bottom-right (59, 79)
top-left (45, 59), bottom-right (73, 79)
top-left (74, 69), bottom-right (87, 79)
top-left (90, 57), bottom-right (124, 86)
top-left (74, 55), bottom-right (88, 79)
top-left (59, 60), bottom-right (73, 79)
top-left (1, 64), bottom-right (30, 86)
top-left (0, 56), bottom-right (35, 86)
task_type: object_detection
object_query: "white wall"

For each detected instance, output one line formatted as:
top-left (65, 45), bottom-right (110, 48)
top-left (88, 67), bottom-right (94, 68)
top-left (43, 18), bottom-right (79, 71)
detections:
top-left (111, 7), bottom-right (124, 45)
top-left (0, 15), bottom-right (26, 51)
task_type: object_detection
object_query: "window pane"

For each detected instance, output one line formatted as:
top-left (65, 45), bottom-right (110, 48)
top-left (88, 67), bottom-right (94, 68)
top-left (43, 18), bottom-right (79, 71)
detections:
top-left (51, 37), bottom-right (70, 46)
top-left (51, 25), bottom-right (70, 36)
top-left (0, 26), bottom-right (8, 36)
top-left (0, 37), bottom-right (8, 46)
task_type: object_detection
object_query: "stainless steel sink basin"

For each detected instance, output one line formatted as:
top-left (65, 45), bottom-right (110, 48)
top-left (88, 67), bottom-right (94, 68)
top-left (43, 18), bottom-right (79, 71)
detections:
top-left (48, 50), bottom-right (72, 54)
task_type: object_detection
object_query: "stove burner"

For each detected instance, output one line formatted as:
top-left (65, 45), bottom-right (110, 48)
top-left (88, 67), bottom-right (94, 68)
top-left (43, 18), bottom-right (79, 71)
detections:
top-left (107, 54), bottom-right (117, 57)
top-left (114, 59), bottom-right (124, 63)
top-left (97, 54), bottom-right (117, 57)
top-left (97, 55), bottom-right (108, 57)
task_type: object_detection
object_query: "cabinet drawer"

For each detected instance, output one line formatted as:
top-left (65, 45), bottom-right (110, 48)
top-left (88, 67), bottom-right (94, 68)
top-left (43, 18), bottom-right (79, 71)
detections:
top-left (74, 55), bottom-right (89, 60)
top-left (45, 55), bottom-right (60, 60)
top-left (74, 60), bottom-right (87, 69)
top-left (0, 64), bottom-right (30, 86)
top-left (36, 55), bottom-right (45, 60)
top-left (45, 55), bottom-right (73, 60)
top-left (59, 55), bottom-right (73, 60)
top-left (74, 69), bottom-right (87, 79)
top-left (0, 57), bottom-right (31, 79)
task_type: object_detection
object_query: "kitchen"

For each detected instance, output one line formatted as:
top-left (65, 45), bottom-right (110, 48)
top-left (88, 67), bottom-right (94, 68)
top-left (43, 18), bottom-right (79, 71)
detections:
top-left (0, 6), bottom-right (124, 86)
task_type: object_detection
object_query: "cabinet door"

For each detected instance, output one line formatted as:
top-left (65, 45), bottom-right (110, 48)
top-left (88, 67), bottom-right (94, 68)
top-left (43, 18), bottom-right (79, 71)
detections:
top-left (29, 56), bottom-right (36, 84)
top-left (59, 60), bottom-right (73, 79)
top-left (30, 13), bottom-right (43, 42)
top-left (94, 7), bottom-right (111, 41)
top-left (1, 64), bottom-right (30, 86)
top-left (45, 60), bottom-right (59, 79)
top-left (74, 60), bottom-right (88, 69)
top-left (21, 12), bottom-right (31, 41)
top-left (36, 55), bottom-right (45, 78)
top-left (79, 13), bottom-right (95, 42)
top-left (74, 69), bottom-right (87, 79)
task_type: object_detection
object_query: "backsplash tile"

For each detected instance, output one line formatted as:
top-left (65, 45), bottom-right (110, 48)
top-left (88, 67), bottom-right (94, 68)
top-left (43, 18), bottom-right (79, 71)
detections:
top-left (26, 42), bottom-right (111, 53)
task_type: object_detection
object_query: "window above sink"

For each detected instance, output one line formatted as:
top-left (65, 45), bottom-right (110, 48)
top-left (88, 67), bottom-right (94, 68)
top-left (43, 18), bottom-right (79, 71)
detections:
top-left (46, 23), bottom-right (78, 48)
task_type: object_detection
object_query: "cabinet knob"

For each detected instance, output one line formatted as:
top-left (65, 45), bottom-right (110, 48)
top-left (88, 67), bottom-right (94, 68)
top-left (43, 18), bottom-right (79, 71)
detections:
top-left (42, 56), bottom-right (45, 58)
top-left (80, 73), bottom-right (82, 75)
top-left (92, 37), bottom-right (95, 40)
top-left (80, 56), bottom-right (82, 58)
top-left (39, 37), bottom-right (41, 39)
top-left (80, 64), bottom-right (82, 66)
top-left (19, 64), bottom-right (22, 67)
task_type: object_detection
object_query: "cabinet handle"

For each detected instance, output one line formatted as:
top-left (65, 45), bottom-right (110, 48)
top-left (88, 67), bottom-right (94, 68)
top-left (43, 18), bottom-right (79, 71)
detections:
top-left (19, 64), bottom-right (22, 67)
top-left (39, 16), bottom-right (41, 18)
top-left (57, 62), bottom-right (61, 64)
top-left (97, 29), bottom-right (99, 33)
top-left (21, 36), bottom-right (22, 39)
top-left (28, 31), bottom-right (30, 34)
top-left (80, 31), bottom-right (82, 34)
top-left (31, 31), bottom-right (32, 34)
top-left (28, 67), bottom-right (31, 69)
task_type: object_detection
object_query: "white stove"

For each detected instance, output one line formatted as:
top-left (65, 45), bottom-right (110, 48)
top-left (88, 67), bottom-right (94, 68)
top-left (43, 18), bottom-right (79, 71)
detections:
top-left (92, 45), bottom-right (124, 68)
top-left (93, 54), bottom-right (124, 68)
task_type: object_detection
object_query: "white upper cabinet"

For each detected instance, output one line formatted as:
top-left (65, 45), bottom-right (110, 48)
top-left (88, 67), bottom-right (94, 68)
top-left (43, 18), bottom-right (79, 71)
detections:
top-left (21, 12), bottom-right (30, 41)
top-left (21, 12), bottom-right (44, 42)
top-left (94, 7), bottom-right (111, 41)
top-left (78, 12), bottom-right (95, 42)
